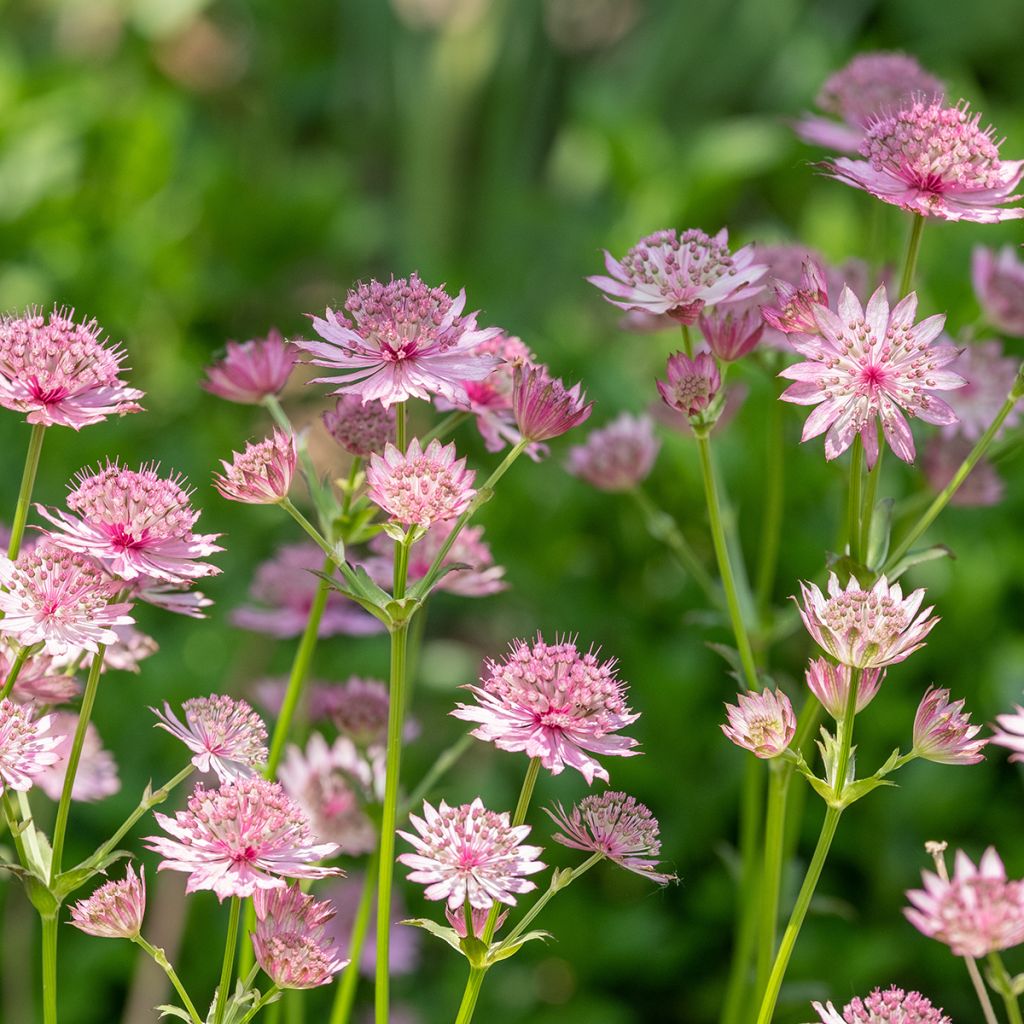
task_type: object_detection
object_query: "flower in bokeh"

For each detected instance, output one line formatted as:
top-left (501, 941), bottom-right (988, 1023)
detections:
top-left (322, 394), bottom-right (395, 457)
top-left (991, 700), bottom-right (1024, 762)
top-left (70, 865), bottom-right (146, 939)
top-left (511, 363), bottom-right (592, 442)
top-left (2, 649), bottom-right (79, 705)
top-left (37, 711), bottom-right (120, 802)
top-left (760, 258), bottom-right (830, 336)
top-left (698, 306), bottom-right (763, 362)
top-left (812, 986), bottom-right (951, 1024)
top-left (213, 430), bottom-right (296, 505)
top-left (922, 436), bottom-right (1004, 507)
top-left (721, 689), bottom-right (796, 758)
top-left (201, 329), bottom-right (297, 405)
top-left (566, 413), bottom-right (660, 491)
top-left (0, 700), bottom-right (61, 792)
top-left (912, 687), bottom-right (986, 765)
top-left (804, 658), bottom-right (884, 720)
top-left (657, 352), bottom-right (721, 419)
top-left (942, 339), bottom-right (1019, 441)
top-left (323, 677), bottom-right (391, 747)
top-left (972, 245), bottom-right (1024, 336)
top-left (62, 623), bottom-right (160, 676)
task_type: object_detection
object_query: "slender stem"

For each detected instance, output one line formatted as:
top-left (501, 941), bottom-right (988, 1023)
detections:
top-left (280, 498), bottom-right (338, 562)
top-left (237, 987), bottom-right (282, 1024)
top-left (964, 955), bottom-right (1000, 1024)
top-left (988, 951), bottom-right (1024, 1024)
top-left (453, 968), bottom-right (486, 1024)
top-left (681, 324), bottom-right (694, 358)
top-left (214, 897), bottom-right (242, 1024)
top-left (135, 937), bottom-right (203, 1024)
top-left (329, 854), bottom-right (378, 1024)
top-left (833, 668), bottom-right (862, 798)
top-left (899, 215), bottom-right (925, 298)
top-left (756, 763), bottom-right (788, 1001)
top-left (8, 423), bottom-right (46, 559)
top-left (41, 913), bottom-right (57, 1024)
top-left (420, 411), bottom-right (468, 445)
top-left (2, 792), bottom-right (28, 866)
top-left (859, 427), bottom-right (884, 567)
top-left (395, 401), bottom-right (407, 452)
top-left (403, 733), bottom-right (473, 813)
top-left (847, 436), bottom-right (864, 564)
top-left (0, 646), bottom-right (31, 701)
top-left (755, 398), bottom-right (785, 623)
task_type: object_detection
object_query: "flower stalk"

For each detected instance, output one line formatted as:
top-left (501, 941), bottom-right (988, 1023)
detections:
top-left (8, 423), bottom-right (46, 559)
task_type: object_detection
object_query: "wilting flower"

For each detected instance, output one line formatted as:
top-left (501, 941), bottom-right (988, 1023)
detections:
top-left (973, 245), bottom-right (1024, 336)
top-left (991, 700), bottom-right (1024, 762)
top-left (299, 274), bottom-right (501, 408)
top-left (0, 700), bottom-right (62, 792)
top-left (812, 986), bottom-right (951, 1024)
top-left (511, 363), bottom-right (592, 442)
top-left (721, 689), bottom-right (796, 758)
top-left (201, 330), bottom-right (297, 405)
top-left (826, 99), bottom-right (1024, 223)
top-left (152, 695), bottom-right (268, 781)
top-left (912, 687), bottom-right (986, 765)
top-left (398, 798), bottom-right (545, 910)
top-left (760, 258), bottom-right (830, 336)
top-left (452, 634), bottom-right (639, 784)
top-left (566, 413), bottom-right (660, 491)
top-left (145, 777), bottom-right (341, 900)
top-left (657, 352), bottom-right (721, 419)
top-left (797, 574), bottom-right (938, 670)
top-left (251, 883), bottom-right (349, 989)
top-left (70, 865), bottom-right (146, 939)
top-left (923, 436), bottom-right (1004, 507)
top-left (804, 658), bottom-right (884, 719)
top-left (0, 307), bottom-right (144, 428)
top-left (36, 711), bottom-right (120, 802)
top-left (322, 394), bottom-right (395, 457)
top-left (698, 307), bottom-right (763, 362)
top-left (942, 339), bottom-right (1020, 441)
top-left (546, 791), bottom-right (675, 884)
top-left (213, 430), bottom-right (296, 505)
top-left (905, 847), bottom-right (1024, 956)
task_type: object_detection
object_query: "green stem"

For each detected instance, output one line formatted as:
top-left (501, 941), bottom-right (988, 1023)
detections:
top-left (237, 987), bottom-right (282, 1024)
top-left (681, 324), bottom-right (695, 358)
top-left (756, 763), bottom-right (788, 1001)
top-left (964, 955), bottom-right (1000, 1024)
top-left (0, 646), bottom-right (31, 701)
top-left (214, 897), bottom-right (242, 1024)
top-left (453, 968), bottom-right (486, 1024)
top-left (8, 423), bottom-right (46, 560)
top-left (420, 411), bottom-right (468, 445)
top-left (41, 913), bottom-right (57, 1024)
top-left (135, 936), bottom-right (203, 1024)
top-left (395, 401), bottom-right (407, 452)
top-left (329, 854), bottom-right (378, 1024)
top-left (832, 668), bottom-right (862, 799)
top-left (279, 498), bottom-right (339, 563)
top-left (847, 436), bottom-right (864, 564)
top-left (755, 398), bottom-right (785, 623)
top-left (988, 951), bottom-right (1024, 1024)
top-left (899, 215), bottom-right (925, 298)
top-left (859, 427), bottom-right (884, 567)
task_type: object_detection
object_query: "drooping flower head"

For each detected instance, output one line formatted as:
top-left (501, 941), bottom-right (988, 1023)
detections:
top-left (512, 363), bottom-right (593, 442)
top-left (812, 986), bottom-right (951, 1024)
top-left (991, 700), bottom-right (1024, 762)
top-left (760, 258), bottom-right (830, 336)
top-left (0, 306), bottom-right (144, 428)
top-left (973, 245), bottom-right (1024, 336)
top-left (804, 658), bottom-right (885, 719)
top-left (452, 634), bottom-right (640, 784)
top-left (213, 430), bottom-right (297, 505)
top-left (912, 687), bottom-right (986, 765)
top-left (657, 352), bottom-right (721, 420)
top-left (322, 394), bottom-right (395, 457)
top-left (566, 413), bottom-right (660, 491)
top-left (36, 711), bottom-right (120, 802)
top-left (0, 699), bottom-right (62, 792)
top-left (397, 798), bottom-right (545, 910)
top-left (942, 339), bottom-right (1020, 441)
top-left (201, 330), bottom-right (297, 405)
top-left (698, 306), bottom-right (764, 362)
top-left (69, 864), bottom-right (146, 939)
top-left (721, 689), bottom-right (796, 759)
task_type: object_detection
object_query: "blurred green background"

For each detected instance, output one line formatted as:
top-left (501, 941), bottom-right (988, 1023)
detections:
top-left (2, 0), bottom-right (1024, 1021)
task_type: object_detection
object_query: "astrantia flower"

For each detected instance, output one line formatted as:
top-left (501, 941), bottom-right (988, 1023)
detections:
top-left (61, 623), bottom-right (159, 675)
top-left (1, 649), bottom-right (79, 705)
top-left (0, 545), bottom-right (133, 654)
top-left (323, 677), bottom-right (391, 747)
top-left (144, 777), bottom-right (340, 900)
top-left (905, 847), bottom-right (1024, 956)
top-left (0, 699), bottom-right (61, 792)
top-left (299, 274), bottom-right (501, 408)
top-left (446, 903), bottom-right (508, 940)
top-left (827, 99), bottom-right (1024, 223)
top-left (0, 306), bottom-right (144, 428)
top-left (657, 352), bottom-right (721, 419)
top-left (812, 986), bottom-right (951, 1024)
top-left (912, 687), bottom-right (986, 765)
top-left (252, 883), bottom-right (348, 989)
top-left (721, 689), bottom-right (796, 758)
top-left (397, 798), bottom-right (545, 910)
top-left (942, 339), bottom-right (1020, 441)
top-left (545, 791), bottom-right (675, 884)
top-left (322, 394), bottom-right (395, 457)
top-left (805, 658), bottom-right (884, 719)
top-left (567, 413), bottom-right (660, 491)
top-left (39, 462), bottom-right (222, 584)
top-left (991, 700), bottom-right (1024, 762)
top-left (760, 258), bottom-right (830, 336)
top-left (698, 307), bottom-right (763, 362)
top-left (923, 436), bottom-right (1004, 507)
top-left (365, 438), bottom-right (476, 529)
top-left (201, 330), bottom-right (297, 405)
top-left (152, 695), bottom-right (268, 781)
top-left (512, 363), bottom-right (593, 442)
top-left (36, 711), bottom-right (120, 802)
top-left (213, 430), bottom-right (296, 505)
top-left (973, 245), bottom-right (1024, 336)
top-left (452, 634), bottom-right (639, 784)
top-left (69, 865), bottom-right (146, 939)
top-left (779, 286), bottom-right (963, 466)
top-left (796, 574), bottom-right (938, 669)
top-left (588, 228), bottom-right (767, 324)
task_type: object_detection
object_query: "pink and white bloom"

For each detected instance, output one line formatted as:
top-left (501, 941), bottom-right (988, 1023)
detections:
top-left (58, 623), bottom-right (159, 676)
top-left (566, 413), bottom-right (660, 492)
top-left (943, 339), bottom-right (1020, 441)
top-left (760, 258), bottom-right (830, 336)
top-left (398, 798), bottom-right (545, 910)
top-left (37, 712), bottom-right (120, 802)
top-left (446, 903), bottom-right (507, 940)
top-left (657, 352), bottom-right (721, 419)
top-left (721, 689), bottom-right (796, 759)
top-left (452, 634), bottom-right (639, 784)
top-left (698, 306), bottom-right (763, 362)
top-left (144, 777), bottom-right (341, 901)
top-left (991, 700), bottom-right (1024, 762)
top-left (322, 394), bottom-right (395, 457)
top-left (0, 699), bottom-right (62, 792)
top-left (923, 436), bottom-right (1004, 507)
top-left (322, 677), bottom-right (391, 747)
top-left (812, 986), bottom-right (951, 1024)
top-left (905, 847), bottom-right (1024, 956)
top-left (213, 430), bottom-right (296, 505)
top-left (912, 687), bottom-right (986, 765)
top-left (1, 649), bottom-right (79, 706)
top-left (0, 307), bottom-right (144, 428)
top-left (70, 865), bottom-right (146, 939)
top-left (511, 363), bottom-right (593, 442)
top-left (973, 245), bottom-right (1024, 336)
top-left (805, 658), bottom-right (884, 719)
top-left (201, 329), bottom-right (297, 404)
top-left (300, 274), bottom-right (501, 408)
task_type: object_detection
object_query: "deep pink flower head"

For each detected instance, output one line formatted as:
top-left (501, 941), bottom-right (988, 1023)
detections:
top-left (0, 699), bottom-right (62, 792)
top-left (202, 330), bottom-right (297, 405)
top-left (452, 634), bottom-right (640, 784)
top-left (805, 658), bottom-right (884, 719)
top-left (827, 99), bottom-right (1024, 222)
top-left (905, 847), bottom-right (1024, 956)
top-left (145, 777), bottom-right (341, 901)
top-left (657, 351), bottom-right (721, 420)
top-left (760, 259), bottom-right (830, 336)
top-left (0, 545), bottom-right (133, 654)
top-left (721, 689), bottom-right (796, 759)
top-left (973, 245), bottom-right (1024, 336)
top-left (546, 791), bottom-right (675, 884)
top-left (152, 695), bottom-right (268, 781)
top-left (300, 274), bottom-right (501, 408)
top-left (943, 339), bottom-right (1020, 441)
top-left (813, 986), bottom-right (951, 1024)
top-left (0, 306), bottom-right (144, 428)
top-left (322, 394), bottom-right (395, 457)
top-left (699, 306), bottom-right (764, 362)
top-left (912, 687), bottom-right (986, 765)
top-left (567, 413), bottom-right (660, 491)
top-left (923, 436), bottom-right (1004, 507)
top-left (39, 462), bottom-right (222, 584)
top-left (252, 883), bottom-right (349, 989)
top-left (213, 430), bottom-right (297, 505)
top-left (779, 286), bottom-right (962, 467)
top-left (589, 228), bottom-right (767, 324)
top-left (37, 711), bottom-right (120, 802)
top-left (398, 798), bottom-right (545, 910)
top-left (991, 700), bottom-right (1024, 762)
top-left (512, 363), bottom-right (593, 442)
top-left (70, 864), bottom-right (146, 939)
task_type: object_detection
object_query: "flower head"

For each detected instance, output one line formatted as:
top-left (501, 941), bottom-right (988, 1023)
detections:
top-left (201, 330), bottom-right (297, 404)
top-left (991, 700), bottom-right (1024, 762)
top-left (566, 413), bottom-right (660, 491)
top-left (69, 865), bottom-right (146, 939)
top-left (0, 700), bottom-right (62, 792)
top-left (1, 648), bottom-right (79, 705)
top-left (446, 903), bottom-right (508, 940)
top-left (804, 658), bottom-right (884, 719)
top-left (452, 634), bottom-right (639, 784)
top-left (36, 711), bottom-right (120, 802)
top-left (943, 339), bottom-right (1020, 441)
top-left (760, 258), bottom-right (830, 336)
top-left (323, 677), bottom-right (391, 747)
top-left (213, 430), bottom-right (296, 505)
top-left (973, 245), bottom-right (1024, 336)
top-left (812, 986), bottom-right (951, 1024)
top-left (657, 351), bottom-right (721, 419)
top-left (398, 798), bottom-right (545, 910)
top-left (322, 395), bottom-right (395, 457)
top-left (912, 687), bottom-right (986, 765)
top-left (721, 689), bottom-right (796, 759)
top-left (698, 306), bottom-right (764, 362)
top-left (511, 363), bottom-right (593, 442)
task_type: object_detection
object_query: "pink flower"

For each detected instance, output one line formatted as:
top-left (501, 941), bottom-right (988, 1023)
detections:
top-left (779, 286), bottom-right (962, 466)
top-left (59, 623), bottom-right (159, 676)
top-left (812, 986), bottom-right (951, 1024)
top-left (991, 701), bottom-right (1024, 762)
top-left (1, 649), bottom-right (79, 706)
top-left (588, 228), bottom-right (767, 324)
top-left (252, 883), bottom-right (349, 989)
top-left (0, 545), bottom-right (133, 655)
top-left (912, 687), bottom-right (986, 765)
top-left (905, 847), bottom-right (1024, 956)
top-left (566, 413), bottom-right (660, 491)
top-left (922, 436), bottom-right (1004, 507)
top-left (804, 658), bottom-right (884, 719)
top-left (545, 791), bottom-right (675, 884)
top-left (37, 711), bottom-right (120, 802)
top-left (39, 462), bottom-right (222, 584)
top-left (144, 777), bottom-right (340, 901)
top-left (152, 695), bottom-right (268, 781)
top-left (698, 306), bottom-right (763, 362)
top-left (973, 245), bottom-right (1024, 336)
top-left (201, 330), bottom-right (297, 405)
top-left (760, 258), bottom-right (830, 336)
top-left (446, 903), bottom-right (507, 940)
top-left (321, 677), bottom-right (391, 747)
top-left (511, 363), bottom-right (593, 442)
top-left (398, 798), bottom-right (545, 910)
top-left (0, 306), bottom-right (144, 429)
top-left (657, 352), bottom-right (721, 419)
top-left (322, 395), bottom-right (395, 457)
top-left (70, 865), bottom-right (146, 939)
top-left (452, 634), bottom-right (640, 784)
top-left (826, 99), bottom-right (1024, 223)
top-left (299, 274), bottom-right (501, 408)
top-left (721, 689), bottom-right (796, 758)
top-left (365, 438), bottom-right (476, 529)
top-left (943, 339), bottom-right (1020, 441)
top-left (213, 430), bottom-right (296, 505)
top-left (0, 699), bottom-right (62, 792)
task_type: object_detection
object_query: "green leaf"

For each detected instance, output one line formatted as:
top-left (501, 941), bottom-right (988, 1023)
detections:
top-left (54, 849), bottom-right (133, 900)
top-left (459, 935), bottom-right (489, 968)
top-left (836, 775), bottom-right (896, 809)
top-left (866, 497), bottom-right (895, 570)
top-left (487, 930), bottom-right (552, 964)
top-left (401, 918), bottom-right (465, 956)
top-left (885, 545), bottom-right (954, 581)
top-left (155, 1007), bottom-right (193, 1022)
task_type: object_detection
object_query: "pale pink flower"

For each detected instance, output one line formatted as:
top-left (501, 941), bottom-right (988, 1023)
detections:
top-left (657, 352), bottom-right (721, 419)
top-left (70, 864), bottom-right (146, 939)
top-left (320, 677), bottom-right (391, 746)
top-left (0, 699), bottom-right (62, 792)
top-left (252, 883), bottom-right (349, 989)
top-left (446, 903), bottom-right (509, 940)
top-left (905, 847), bottom-right (1024, 956)
top-left (991, 701), bottom-right (1024, 762)
top-left (322, 395), bottom-right (395, 457)
top-left (144, 777), bottom-right (340, 901)
top-left (922, 436), bottom-right (1004, 507)
top-left (129, 578), bottom-right (213, 619)
top-left (588, 228), bottom-right (767, 324)
top-left (698, 306), bottom-right (763, 362)
top-left (452, 634), bottom-right (639, 784)
top-left (1, 649), bottom-right (79, 705)
top-left (39, 462), bottom-right (222, 584)
top-left (398, 798), bottom-right (545, 910)
top-left (546, 791), bottom-right (675, 884)
top-left (213, 430), bottom-right (296, 505)
top-left (943, 339), bottom-right (1020, 441)
top-left (299, 274), bottom-right (501, 408)
top-left (812, 986), bottom-right (951, 1024)
top-left (721, 689), bottom-right (796, 758)
top-left (201, 329), bottom-right (297, 404)
top-left (566, 413), bottom-right (660, 491)
top-left (827, 99), bottom-right (1024, 223)
top-left (511, 363), bottom-right (593, 442)
top-left (912, 687), bottom-right (986, 765)
top-left (0, 306), bottom-right (144, 428)
top-left (37, 711), bottom-right (120, 802)
top-left (796, 574), bottom-right (938, 670)
top-left (57, 623), bottom-right (160, 676)
top-left (365, 438), bottom-right (476, 529)
top-left (760, 258), bottom-right (830, 336)
top-left (805, 658), bottom-right (884, 719)
top-left (973, 245), bottom-right (1024, 336)
top-left (152, 695), bottom-right (268, 781)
